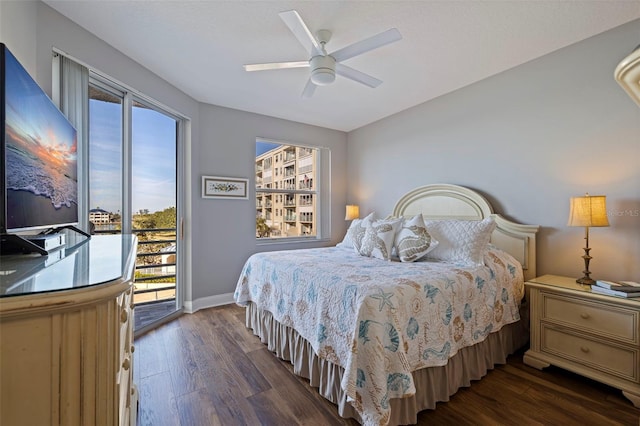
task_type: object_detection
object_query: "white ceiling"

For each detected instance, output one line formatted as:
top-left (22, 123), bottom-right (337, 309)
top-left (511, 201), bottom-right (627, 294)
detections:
top-left (44, 1), bottom-right (640, 132)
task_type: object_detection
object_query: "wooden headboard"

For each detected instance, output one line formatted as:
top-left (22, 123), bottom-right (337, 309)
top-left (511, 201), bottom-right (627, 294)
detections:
top-left (392, 184), bottom-right (539, 280)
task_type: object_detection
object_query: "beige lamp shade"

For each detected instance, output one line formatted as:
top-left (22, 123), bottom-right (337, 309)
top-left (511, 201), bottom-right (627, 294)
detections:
top-left (345, 205), bottom-right (360, 220)
top-left (567, 195), bottom-right (609, 227)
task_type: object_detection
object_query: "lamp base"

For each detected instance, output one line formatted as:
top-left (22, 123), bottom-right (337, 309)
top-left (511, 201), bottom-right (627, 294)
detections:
top-left (577, 241), bottom-right (595, 286)
top-left (576, 276), bottom-right (595, 286)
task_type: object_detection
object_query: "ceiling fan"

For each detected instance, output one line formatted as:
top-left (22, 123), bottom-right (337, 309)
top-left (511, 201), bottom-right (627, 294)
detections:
top-left (243, 10), bottom-right (402, 97)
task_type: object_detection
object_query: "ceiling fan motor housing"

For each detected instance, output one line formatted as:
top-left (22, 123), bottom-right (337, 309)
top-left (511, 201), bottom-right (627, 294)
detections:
top-left (310, 55), bottom-right (336, 85)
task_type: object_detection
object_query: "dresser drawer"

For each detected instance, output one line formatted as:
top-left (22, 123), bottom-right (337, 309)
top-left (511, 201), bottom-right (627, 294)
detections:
top-left (542, 293), bottom-right (639, 344)
top-left (541, 325), bottom-right (639, 383)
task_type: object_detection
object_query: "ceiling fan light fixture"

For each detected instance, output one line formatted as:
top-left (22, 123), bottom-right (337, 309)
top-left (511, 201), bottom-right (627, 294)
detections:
top-left (311, 69), bottom-right (335, 86)
top-left (310, 55), bottom-right (336, 86)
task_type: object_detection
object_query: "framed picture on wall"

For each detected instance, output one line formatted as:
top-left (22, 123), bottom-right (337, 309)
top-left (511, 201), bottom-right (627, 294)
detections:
top-left (202, 176), bottom-right (249, 200)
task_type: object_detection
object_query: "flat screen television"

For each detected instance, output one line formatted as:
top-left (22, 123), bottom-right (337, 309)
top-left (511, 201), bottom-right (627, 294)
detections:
top-left (1, 43), bottom-right (79, 239)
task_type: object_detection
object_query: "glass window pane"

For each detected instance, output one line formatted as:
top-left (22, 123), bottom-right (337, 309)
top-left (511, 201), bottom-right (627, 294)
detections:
top-left (131, 100), bottom-right (177, 229)
top-left (89, 85), bottom-right (122, 233)
top-left (131, 99), bottom-right (178, 302)
top-left (256, 141), bottom-right (317, 238)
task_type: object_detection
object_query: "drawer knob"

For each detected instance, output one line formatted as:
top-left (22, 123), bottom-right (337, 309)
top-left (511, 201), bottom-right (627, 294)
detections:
top-left (580, 313), bottom-right (590, 319)
top-left (580, 346), bottom-right (590, 353)
top-left (121, 310), bottom-right (129, 323)
top-left (122, 358), bottom-right (131, 371)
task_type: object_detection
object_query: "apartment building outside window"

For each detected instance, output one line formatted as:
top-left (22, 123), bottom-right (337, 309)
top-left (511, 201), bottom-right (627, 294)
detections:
top-left (256, 139), bottom-right (322, 239)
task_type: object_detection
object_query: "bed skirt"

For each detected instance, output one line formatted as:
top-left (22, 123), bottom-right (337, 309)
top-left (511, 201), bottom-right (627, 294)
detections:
top-left (245, 301), bottom-right (529, 425)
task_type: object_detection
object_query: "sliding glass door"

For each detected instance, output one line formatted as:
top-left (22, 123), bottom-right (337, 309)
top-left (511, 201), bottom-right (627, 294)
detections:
top-left (89, 78), bottom-right (184, 333)
top-left (130, 98), bottom-right (179, 330)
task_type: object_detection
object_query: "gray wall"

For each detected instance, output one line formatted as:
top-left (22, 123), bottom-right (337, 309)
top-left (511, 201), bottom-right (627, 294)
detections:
top-left (196, 104), bottom-right (347, 300)
top-left (1, 1), bottom-right (349, 305)
top-left (0, 1), bottom-right (37, 75)
top-left (347, 19), bottom-right (640, 282)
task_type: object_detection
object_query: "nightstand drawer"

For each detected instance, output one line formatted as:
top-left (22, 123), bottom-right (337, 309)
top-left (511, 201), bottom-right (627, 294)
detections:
top-left (542, 293), bottom-right (639, 344)
top-left (542, 325), bottom-right (639, 383)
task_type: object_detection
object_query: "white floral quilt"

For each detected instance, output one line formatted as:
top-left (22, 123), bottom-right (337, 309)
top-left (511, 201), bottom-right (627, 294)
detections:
top-left (234, 246), bottom-right (524, 426)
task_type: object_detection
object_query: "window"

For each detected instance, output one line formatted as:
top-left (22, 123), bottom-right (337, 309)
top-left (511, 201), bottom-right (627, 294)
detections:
top-left (256, 139), bottom-right (327, 239)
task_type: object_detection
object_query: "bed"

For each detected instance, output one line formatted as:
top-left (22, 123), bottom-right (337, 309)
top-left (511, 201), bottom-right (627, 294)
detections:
top-left (235, 184), bottom-right (539, 425)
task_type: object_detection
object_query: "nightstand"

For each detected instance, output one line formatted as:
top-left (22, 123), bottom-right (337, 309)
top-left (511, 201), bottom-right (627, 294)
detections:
top-left (524, 274), bottom-right (640, 408)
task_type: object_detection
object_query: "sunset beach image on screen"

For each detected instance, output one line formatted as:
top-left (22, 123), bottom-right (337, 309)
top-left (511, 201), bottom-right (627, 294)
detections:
top-left (4, 46), bottom-right (78, 232)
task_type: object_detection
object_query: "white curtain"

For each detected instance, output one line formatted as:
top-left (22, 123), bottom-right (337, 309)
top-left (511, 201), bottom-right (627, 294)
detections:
top-left (54, 53), bottom-right (89, 233)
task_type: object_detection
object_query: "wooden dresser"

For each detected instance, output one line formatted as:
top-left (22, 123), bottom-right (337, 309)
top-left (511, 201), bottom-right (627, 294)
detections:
top-left (0, 234), bottom-right (138, 425)
top-left (524, 274), bottom-right (640, 408)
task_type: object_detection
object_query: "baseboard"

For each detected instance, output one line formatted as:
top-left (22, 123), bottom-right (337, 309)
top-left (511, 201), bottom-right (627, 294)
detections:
top-left (184, 292), bottom-right (235, 314)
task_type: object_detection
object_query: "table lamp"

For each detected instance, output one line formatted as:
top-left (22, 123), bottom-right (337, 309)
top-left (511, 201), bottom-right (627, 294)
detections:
top-left (567, 194), bottom-right (609, 285)
top-left (345, 205), bottom-right (360, 221)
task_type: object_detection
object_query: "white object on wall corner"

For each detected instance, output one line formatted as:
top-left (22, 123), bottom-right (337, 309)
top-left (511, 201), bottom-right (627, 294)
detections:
top-left (614, 45), bottom-right (640, 108)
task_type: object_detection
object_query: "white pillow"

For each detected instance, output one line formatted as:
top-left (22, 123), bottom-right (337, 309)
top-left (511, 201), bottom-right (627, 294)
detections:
top-left (350, 212), bottom-right (375, 253)
top-left (336, 218), bottom-right (361, 248)
top-left (395, 214), bottom-right (438, 262)
top-left (358, 217), bottom-right (402, 260)
top-left (424, 217), bottom-right (496, 266)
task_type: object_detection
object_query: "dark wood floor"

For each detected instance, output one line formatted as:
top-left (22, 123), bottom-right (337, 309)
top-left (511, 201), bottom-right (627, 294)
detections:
top-left (134, 299), bottom-right (177, 331)
top-left (133, 304), bottom-right (640, 426)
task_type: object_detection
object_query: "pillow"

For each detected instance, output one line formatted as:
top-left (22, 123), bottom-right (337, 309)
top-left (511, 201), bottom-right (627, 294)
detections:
top-left (336, 218), bottom-right (361, 248)
top-left (395, 214), bottom-right (438, 262)
top-left (349, 212), bottom-right (375, 252)
top-left (358, 218), bottom-right (402, 260)
top-left (423, 217), bottom-right (496, 266)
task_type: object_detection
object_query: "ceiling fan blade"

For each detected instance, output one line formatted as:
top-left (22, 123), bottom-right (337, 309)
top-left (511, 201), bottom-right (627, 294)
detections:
top-left (279, 10), bottom-right (322, 56)
top-left (244, 61), bottom-right (309, 72)
top-left (331, 28), bottom-right (402, 63)
top-left (302, 79), bottom-right (317, 97)
top-left (335, 63), bottom-right (382, 88)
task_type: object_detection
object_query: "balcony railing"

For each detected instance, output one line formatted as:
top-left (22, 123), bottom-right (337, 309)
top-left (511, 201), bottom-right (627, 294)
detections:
top-left (95, 227), bottom-right (176, 306)
top-left (133, 228), bottom-right (176, 305)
